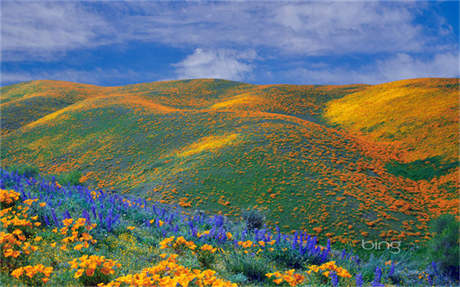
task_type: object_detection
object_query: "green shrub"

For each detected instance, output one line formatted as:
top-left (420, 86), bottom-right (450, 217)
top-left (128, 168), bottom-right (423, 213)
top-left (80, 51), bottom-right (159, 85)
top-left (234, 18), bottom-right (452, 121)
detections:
top-left (55, 170), bottom-right (82, 186)
top-left (242, 208), bottom-right (265, 231)
top-left (197, 247), bottom-right (217, 268)
top-left (265, 242), bottom-right (310, 268)
top-left (224, 252), bottom-right (270, 282)
top-left (428, 213), bottom-right (459, 281)
top-left (8, 164), bottom-right (39, 178)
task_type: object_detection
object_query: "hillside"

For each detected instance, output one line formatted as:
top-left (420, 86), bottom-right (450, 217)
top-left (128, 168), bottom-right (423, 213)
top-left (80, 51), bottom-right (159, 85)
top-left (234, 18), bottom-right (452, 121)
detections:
top-left (1, 78), bottom-right (458, 249)
top-left (325, 78), bottom-right (459, 163)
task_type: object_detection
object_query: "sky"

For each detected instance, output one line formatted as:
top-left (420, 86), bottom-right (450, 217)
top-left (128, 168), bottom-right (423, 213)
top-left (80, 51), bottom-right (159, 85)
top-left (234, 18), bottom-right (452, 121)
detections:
top-left (1, 0), bottom-right (459, 86)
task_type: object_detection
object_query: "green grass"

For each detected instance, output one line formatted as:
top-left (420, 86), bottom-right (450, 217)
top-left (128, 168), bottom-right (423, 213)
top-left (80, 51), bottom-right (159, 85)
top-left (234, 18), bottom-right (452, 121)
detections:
top-left (385, 156), bottom-right (459, 181)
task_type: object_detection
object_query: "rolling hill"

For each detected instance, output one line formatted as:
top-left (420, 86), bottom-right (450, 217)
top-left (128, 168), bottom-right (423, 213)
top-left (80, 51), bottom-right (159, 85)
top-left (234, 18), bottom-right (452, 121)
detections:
top-left (1, 78), bottom-right (458, 248)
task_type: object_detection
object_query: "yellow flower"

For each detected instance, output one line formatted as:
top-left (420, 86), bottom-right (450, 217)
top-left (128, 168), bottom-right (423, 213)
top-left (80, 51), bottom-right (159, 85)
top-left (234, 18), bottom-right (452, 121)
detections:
top-left (200, 244), bottom-right (217, 253)
top-left (62, 218), bottom-right (73, 226)
top-left (127, 226), bottom-right (135, 231)
top-left (74, 244), bottom-right (84, 251)
top-left (11, 267), bottom-right (24, 279)
top-left (226, 232), bottom-right (233, 240)
top-left (75, 269), bottom-right (84, 279)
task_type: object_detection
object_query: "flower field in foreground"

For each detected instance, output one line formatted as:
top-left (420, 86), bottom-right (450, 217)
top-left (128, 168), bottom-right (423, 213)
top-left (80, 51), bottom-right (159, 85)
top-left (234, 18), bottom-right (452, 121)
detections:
top-left (0, 169), bottom-right (456, 286)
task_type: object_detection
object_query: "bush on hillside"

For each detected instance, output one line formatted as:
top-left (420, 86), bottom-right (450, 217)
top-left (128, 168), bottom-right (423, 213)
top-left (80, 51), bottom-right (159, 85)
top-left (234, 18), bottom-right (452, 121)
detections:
top-left (8, 164), bottom-right (39, 178)
top-left (225, 252), bottom-right (271, 282)
top-left (428, 213), bottom-right (459, 281)
top-left (55, 170), bottom-right (83, 186)
top-left (242, 208), bottom-right (265, 231)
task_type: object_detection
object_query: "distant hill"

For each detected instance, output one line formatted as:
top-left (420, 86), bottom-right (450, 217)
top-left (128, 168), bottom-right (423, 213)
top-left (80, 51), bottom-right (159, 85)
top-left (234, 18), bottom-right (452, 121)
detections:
top-left (1, 78), bottom-right (458, 247)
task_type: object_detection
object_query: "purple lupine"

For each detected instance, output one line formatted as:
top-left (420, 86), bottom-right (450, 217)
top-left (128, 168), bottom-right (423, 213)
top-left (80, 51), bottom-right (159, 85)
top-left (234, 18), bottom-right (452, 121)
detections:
top-left (341, 249), bottom-right (347, 260)
top-left (276, 226), bottom-right (281, 243)
top-left (320, 239), bottom-right (331, 262)
top-left (427, 274), bottom-right (433, 285)
top-left (63, 210), bottom-right (71, 219)
top-left (354, 255), bottom-right (361, 265)
top-left (389, 262), bottom-right (395, 276)
top-left (292, 233), bottom-right (298, 249)
top-left (82, 209), bottom-right (91, 225)
top-left (330, 271), bottom-right (338, 287)
top-left (98, 209), bottom-right (104, 224)
top-left (356, 273), bottom-right (363, 287)
top-left (371, 267), bottom-right (384, 287)
top-left (43, 214), bottom-right (50, 226)
top-left (50, 208), bottom-right (59, 227)
top-left (431, 261), bottom-right (438, 275)
top-left (91, 205), bottom-right (97, 218)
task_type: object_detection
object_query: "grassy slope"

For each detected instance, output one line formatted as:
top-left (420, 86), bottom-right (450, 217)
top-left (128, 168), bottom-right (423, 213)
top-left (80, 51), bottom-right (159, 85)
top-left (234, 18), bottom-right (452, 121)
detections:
top-left (324, 78), bottom-right (459, 163)
top-left (1, 78), bottom-right (458, 249)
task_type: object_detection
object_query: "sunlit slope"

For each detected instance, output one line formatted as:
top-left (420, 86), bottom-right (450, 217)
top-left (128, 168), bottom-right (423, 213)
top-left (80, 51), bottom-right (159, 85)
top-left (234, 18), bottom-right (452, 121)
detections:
top-left (0, 80), bottom-right (110, 134)
top-left (1, 79), bottom-right (458, 248)
top-left (324, 78), bottom-right (459, 163)
top-left (116, 79), bottom-right (366, 120)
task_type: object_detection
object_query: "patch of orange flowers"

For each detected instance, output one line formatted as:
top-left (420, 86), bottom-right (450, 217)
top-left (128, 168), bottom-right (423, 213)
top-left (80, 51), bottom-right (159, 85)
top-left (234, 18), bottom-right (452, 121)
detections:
top-left (0, 189), bottom-right (20, 206)
top-left (69, 255), bottom-right (121, 279)
top-left (307, 261), bottom-right (352, 278)
top-left (266, 269), bottom-right (305, 286)
top-left (99, 254), bottom-right (236, 287)
top-left (11, 264), bottom-right (53, 284)
top-left (159, 236), bottom-right (197, 252)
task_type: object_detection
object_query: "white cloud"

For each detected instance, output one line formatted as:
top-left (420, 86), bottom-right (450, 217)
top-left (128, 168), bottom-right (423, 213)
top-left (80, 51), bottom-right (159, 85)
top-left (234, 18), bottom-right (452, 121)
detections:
top-left (285, 52), bottom-right (460, 85)
top-left (1, 1), bottom-right (113, 61)
top-left (173, 48), bottom-right (255, 81)
top-left (376, 52), bottom-right (460, 82)
top-left (1, 1), bottom-right (456, 59)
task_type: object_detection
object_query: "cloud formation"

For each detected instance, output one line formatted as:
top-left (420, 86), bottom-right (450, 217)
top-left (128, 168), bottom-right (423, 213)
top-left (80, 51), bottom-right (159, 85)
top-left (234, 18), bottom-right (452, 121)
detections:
top-left (174, 49), bottom-right (256, 81)
top-left (286, 52), bottom-right (460, 85)
top-left (1, 1), bottom-right (112, 61)
top-left (2, 1), bottom-right (454, 58)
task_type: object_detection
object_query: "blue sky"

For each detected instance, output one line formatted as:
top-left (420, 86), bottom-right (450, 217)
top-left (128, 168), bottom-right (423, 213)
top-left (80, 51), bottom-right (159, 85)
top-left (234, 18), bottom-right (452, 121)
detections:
top-left (1, 1), bottom-right (459, 86)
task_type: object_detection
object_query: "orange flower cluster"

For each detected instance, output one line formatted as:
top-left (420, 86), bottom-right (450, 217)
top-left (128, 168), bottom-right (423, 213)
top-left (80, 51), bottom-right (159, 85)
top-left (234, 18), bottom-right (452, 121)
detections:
top-left (0, 201), bottom-right (41, 230)
top-left (11, 264), bottom-right (53, 284)
top-left (1, 231), bottom-right (24, 259)
top-left (266, 270), bottom-right (305, 286)
top-left (200, 244), bottom-right (217, 253)
top-left (307, 261), bottom-right (352, 278)
top-left (57, 218), bottom-right (97, 251)
top-left (0, 189), bottom-right (20, 206)
top-left (69, 255), bottom-right (121, 279)
top-left (237, 240), bottom-right (254, 248)
top-left (0, 194), bottom-right (40, 268)
top-left (159, 236), bottom-right (197, 252)
top-left (100, 254), bottom-right (237, 287)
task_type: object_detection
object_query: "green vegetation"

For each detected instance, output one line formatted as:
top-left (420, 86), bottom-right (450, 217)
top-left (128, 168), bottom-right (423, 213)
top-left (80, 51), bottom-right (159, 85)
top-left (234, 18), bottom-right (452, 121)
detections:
top-left (385, 156), bottom-right (458, 181)
top-left (428, 214), bottom-right (459, 281)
